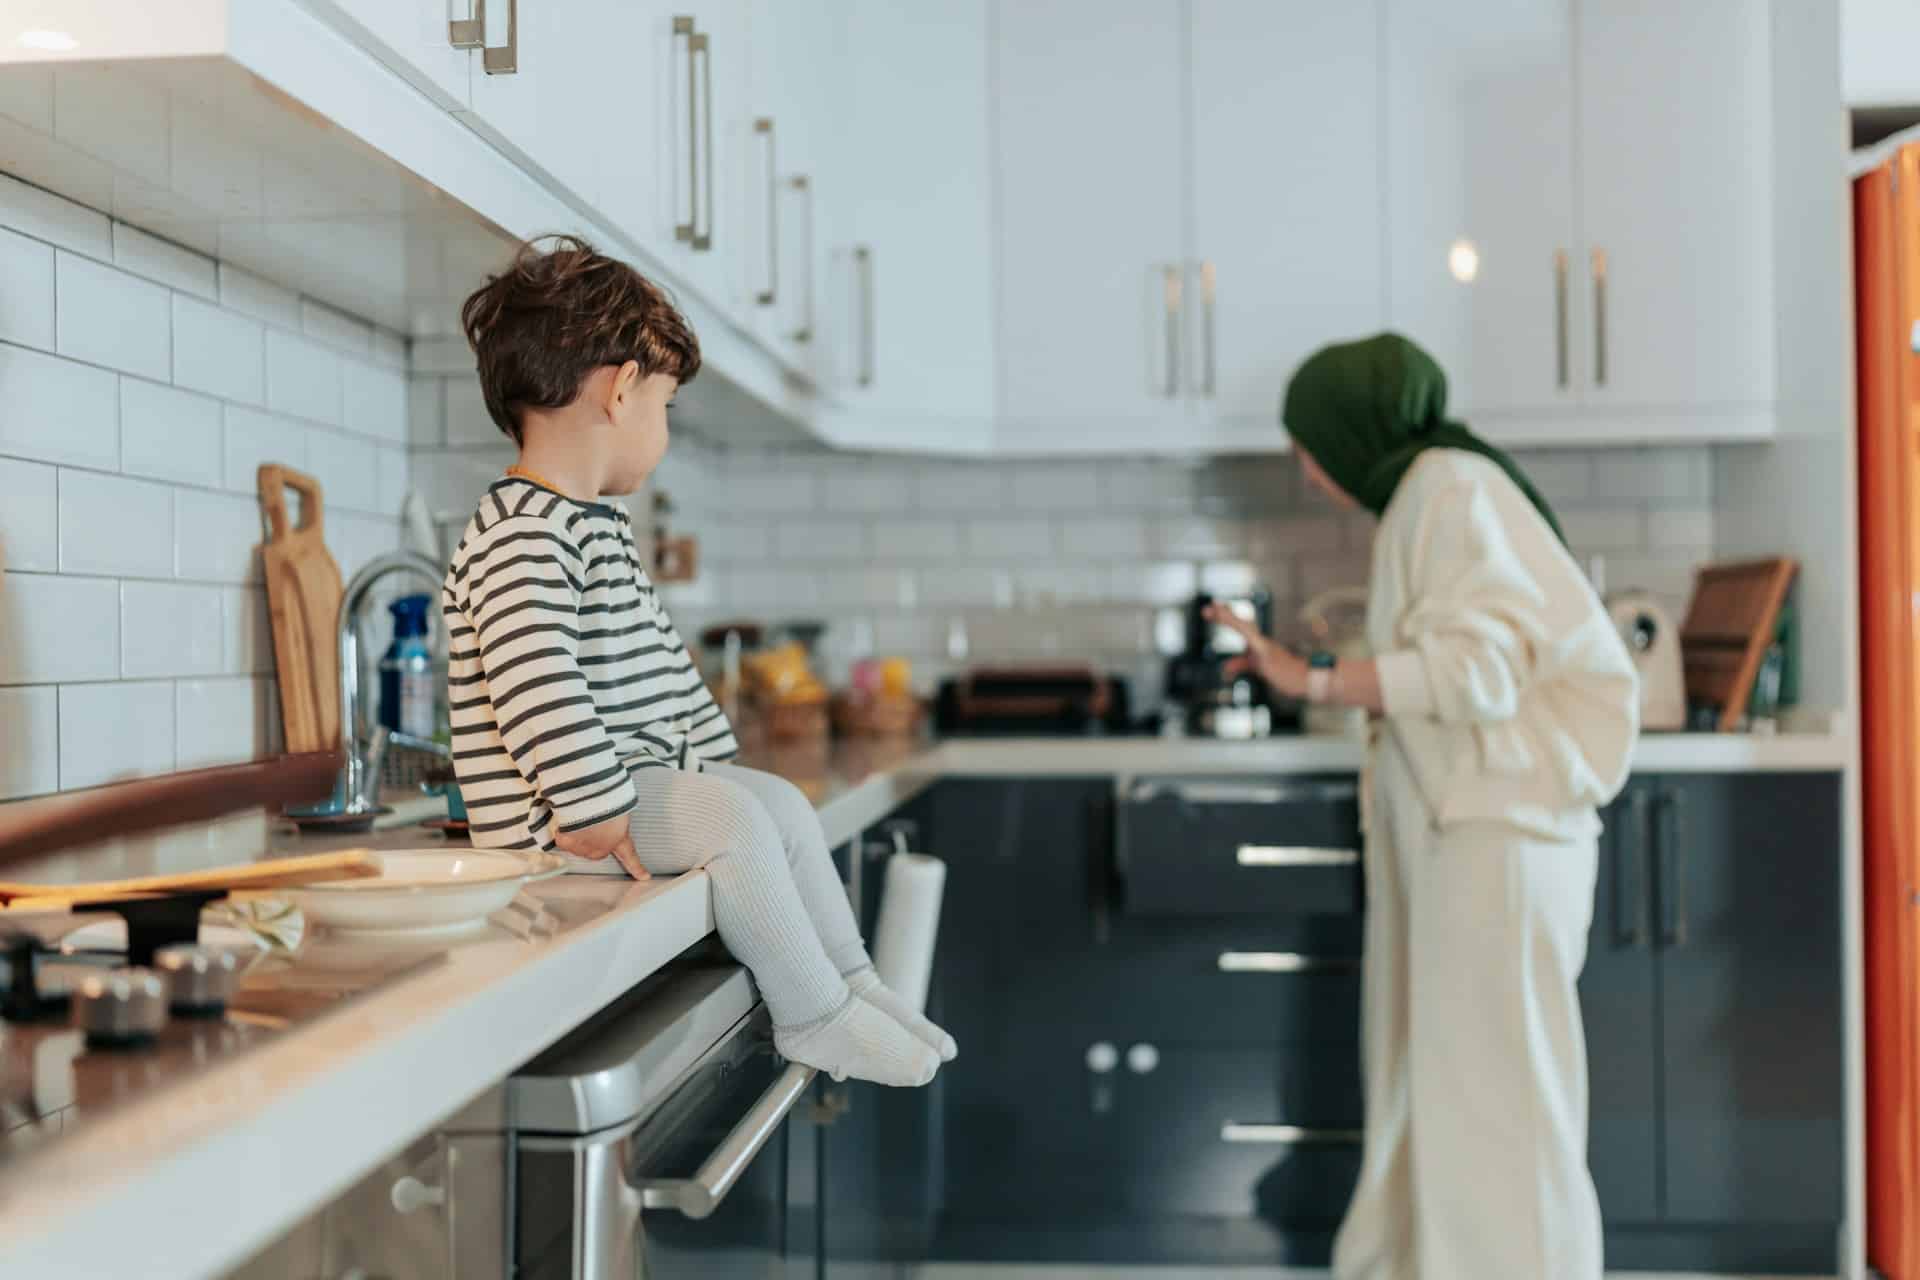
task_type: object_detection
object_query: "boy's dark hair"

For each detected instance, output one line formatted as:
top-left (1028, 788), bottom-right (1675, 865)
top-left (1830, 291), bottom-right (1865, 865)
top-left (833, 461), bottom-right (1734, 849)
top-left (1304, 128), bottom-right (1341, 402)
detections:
top-left (459, 235), bottom-right (701, 443)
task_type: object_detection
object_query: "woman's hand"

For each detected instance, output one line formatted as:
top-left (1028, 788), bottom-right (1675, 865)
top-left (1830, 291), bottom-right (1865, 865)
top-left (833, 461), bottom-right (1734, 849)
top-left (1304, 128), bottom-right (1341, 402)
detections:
top-left (553, 811), bottom-right (651, 881)
top-left (1204, 604), bottom-right (1309, 699)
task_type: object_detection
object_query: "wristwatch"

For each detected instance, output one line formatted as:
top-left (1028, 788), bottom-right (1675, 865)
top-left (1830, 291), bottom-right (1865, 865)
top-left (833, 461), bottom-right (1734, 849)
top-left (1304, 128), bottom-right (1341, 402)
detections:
top-left (1305, 651), bottom-right (1339, 704)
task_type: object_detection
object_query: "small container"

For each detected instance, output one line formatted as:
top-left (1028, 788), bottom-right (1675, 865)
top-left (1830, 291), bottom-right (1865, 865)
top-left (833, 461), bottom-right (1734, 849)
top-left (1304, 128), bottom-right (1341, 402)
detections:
top-left (379, 594), bottom-right (437, 739)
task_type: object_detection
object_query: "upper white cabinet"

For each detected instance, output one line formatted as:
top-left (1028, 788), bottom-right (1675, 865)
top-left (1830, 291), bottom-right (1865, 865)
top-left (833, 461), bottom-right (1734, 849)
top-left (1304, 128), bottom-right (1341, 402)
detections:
top-left (1385, 0), bottom-right (1776, 444)
top-left (993, 0), bottom-right (1187, 444)
top-left (309, 0), bottom-right (474, 109)
top-left (992, 0), bottom-right (1385, 454)
top-left (814, 0), bottom-right (997, 450)
top-left (1576, 0), bottom-right (1774, 426)
top-left (1189, 1), bottom-right (1384, 440)
top-left (1385, 0), bottom-right (1577, 422)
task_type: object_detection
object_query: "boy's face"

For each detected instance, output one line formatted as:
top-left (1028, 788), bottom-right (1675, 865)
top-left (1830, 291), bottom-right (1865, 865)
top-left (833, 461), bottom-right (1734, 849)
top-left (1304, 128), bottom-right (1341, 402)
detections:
top-left (603, 366), bottom-right (678, 494)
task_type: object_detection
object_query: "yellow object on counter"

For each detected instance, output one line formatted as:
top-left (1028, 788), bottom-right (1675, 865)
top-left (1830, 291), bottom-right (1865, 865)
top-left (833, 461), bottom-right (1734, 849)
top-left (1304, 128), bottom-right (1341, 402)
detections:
top-left (743, 642), bottom-right (829, 706)
top-left (880, 657), bottom-right (913, 697)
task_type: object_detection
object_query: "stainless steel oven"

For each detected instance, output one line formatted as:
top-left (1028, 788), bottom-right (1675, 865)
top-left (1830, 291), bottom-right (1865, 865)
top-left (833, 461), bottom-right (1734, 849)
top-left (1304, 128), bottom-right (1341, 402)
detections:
top-left (439, 959), bottom-right (819, 1279)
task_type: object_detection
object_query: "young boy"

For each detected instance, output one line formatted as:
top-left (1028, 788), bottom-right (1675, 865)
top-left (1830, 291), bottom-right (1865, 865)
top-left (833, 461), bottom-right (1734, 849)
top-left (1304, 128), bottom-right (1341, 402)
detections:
top-left (443, 236), bottom-right (953, 1086)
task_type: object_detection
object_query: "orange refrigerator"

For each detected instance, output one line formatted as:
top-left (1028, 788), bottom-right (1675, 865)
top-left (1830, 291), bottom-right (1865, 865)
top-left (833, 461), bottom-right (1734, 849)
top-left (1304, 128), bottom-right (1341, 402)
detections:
top-left (1857, 141), bottom-right (1920, 1280)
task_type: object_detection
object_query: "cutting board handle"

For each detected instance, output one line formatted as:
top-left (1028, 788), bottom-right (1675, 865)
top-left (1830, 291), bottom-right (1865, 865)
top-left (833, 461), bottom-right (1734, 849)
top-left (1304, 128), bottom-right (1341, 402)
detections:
top-left (258, 464), bottom-right (324, 542)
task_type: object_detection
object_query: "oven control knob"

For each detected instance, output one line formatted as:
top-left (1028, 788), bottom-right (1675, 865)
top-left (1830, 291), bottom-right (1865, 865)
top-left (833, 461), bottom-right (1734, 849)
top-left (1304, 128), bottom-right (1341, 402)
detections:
top-left (390, 1176), bottom-right (446, 1215)
top-left (154, 944), bottom-right (242, 1016)
top-left (1126, 1043), bottom-right (1160, 1075)
top-left (73, 967), bottom-right (168, 1047)
top-left (1085, 1042), bottom-right (1119, 1074)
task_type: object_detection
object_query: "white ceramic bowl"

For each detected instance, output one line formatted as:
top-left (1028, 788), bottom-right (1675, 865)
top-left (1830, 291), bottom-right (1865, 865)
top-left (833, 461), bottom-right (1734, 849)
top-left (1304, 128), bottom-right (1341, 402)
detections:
top-left (287, 850), bottom-right (539, 936)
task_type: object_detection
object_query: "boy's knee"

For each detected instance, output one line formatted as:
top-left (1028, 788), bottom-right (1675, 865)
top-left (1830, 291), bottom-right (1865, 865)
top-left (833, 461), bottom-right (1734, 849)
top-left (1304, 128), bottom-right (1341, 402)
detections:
top-left (703, 779), bottom-right (782, 851)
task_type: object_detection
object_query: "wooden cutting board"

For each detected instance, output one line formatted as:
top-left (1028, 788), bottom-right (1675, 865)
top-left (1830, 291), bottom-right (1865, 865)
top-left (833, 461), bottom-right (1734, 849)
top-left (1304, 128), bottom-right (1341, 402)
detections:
top-left (0, 848), bottom-right (381, 906)
top-left (259, 465), bottom-right (343, 754)
top-left (1680, 557), bottom-right (1798, 731)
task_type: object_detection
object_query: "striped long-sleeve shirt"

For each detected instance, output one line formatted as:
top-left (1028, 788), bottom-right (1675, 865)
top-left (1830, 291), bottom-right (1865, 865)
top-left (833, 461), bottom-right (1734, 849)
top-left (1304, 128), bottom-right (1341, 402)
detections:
top-left (442, 476), bottom-right (738, 852)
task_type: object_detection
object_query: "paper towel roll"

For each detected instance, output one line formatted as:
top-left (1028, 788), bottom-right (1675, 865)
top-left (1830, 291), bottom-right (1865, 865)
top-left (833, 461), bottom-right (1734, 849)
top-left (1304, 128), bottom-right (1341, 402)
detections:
top-left (870, 852), bottom-right (946, 1014)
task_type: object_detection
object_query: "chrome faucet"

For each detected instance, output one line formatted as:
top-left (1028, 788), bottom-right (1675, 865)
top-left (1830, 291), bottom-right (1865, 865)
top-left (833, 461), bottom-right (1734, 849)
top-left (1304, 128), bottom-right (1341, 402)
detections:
top-left (333, 550), bottom-right (449, 815)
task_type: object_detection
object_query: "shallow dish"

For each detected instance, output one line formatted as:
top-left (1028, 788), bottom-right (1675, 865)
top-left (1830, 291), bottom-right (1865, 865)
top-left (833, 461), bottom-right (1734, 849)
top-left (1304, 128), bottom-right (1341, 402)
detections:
top-left (287, 850), bottom-right (539, 935)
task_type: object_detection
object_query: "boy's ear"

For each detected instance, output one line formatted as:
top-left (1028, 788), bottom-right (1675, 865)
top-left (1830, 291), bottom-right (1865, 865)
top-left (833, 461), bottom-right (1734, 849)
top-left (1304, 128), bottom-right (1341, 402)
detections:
top-left (601, 360), bottom-right (642, 419)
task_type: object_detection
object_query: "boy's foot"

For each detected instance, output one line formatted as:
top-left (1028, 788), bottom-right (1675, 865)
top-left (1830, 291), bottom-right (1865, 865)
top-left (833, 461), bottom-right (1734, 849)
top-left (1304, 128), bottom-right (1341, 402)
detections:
top-left (775, 998), bottom-right (939, 1087)
top-left (846, 967), bottom-right (958, 1062)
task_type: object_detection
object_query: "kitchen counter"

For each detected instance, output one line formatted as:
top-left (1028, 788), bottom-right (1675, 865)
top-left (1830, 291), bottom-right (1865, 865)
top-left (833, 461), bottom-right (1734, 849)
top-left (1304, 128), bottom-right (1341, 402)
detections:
top-left (0, 726), bottom-right (1847, 1276)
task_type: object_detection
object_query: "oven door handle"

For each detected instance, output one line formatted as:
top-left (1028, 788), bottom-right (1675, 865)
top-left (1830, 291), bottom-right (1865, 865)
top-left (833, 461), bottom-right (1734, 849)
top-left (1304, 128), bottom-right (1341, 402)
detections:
top-left (632, 1061), bottom-right (817, 1220)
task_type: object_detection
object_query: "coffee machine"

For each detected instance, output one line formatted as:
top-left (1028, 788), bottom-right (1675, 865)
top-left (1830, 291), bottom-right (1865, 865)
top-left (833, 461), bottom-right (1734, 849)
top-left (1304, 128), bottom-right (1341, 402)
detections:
top-left (1164, 588), bottom-right (1278, 738)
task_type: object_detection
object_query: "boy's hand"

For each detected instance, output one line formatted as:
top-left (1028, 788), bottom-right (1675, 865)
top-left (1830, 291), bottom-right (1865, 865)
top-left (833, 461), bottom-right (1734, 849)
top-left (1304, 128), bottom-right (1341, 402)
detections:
top-left (554, 811), bottom-right (650, 881)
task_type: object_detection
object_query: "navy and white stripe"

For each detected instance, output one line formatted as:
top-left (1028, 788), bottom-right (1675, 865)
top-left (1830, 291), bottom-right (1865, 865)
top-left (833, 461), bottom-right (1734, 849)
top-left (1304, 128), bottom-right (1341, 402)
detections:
top-left (442, 477), bottom-right (738, 852)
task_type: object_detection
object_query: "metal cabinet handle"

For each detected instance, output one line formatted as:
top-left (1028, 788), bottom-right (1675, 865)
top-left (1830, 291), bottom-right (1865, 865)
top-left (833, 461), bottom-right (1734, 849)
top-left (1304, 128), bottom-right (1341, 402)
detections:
top-left (1553, 249), bottom-right (1569, 389)
top-left (1591, 247), bottom-right (1608, 387)
top-left (633, 1062), bottom-right (815, 1220)
top-left (693, 29), bottom-right (714, 250)
top-left (449, 0), bottom-right (483, 47)
top-left (1221, 1123), bottom-right (1363, 1146)
top-left (855, 245), bottom-right (875, 387)
top-left (1161, 265), bottom-right (1182, 398)
top-left (1658, 788), bottom-right (1688, 947)
top-left (1217, 951), bottom-right (1358, 974)
top-left (1198, 260), bottom-right (1217, 399)
top-left (1237, 845), bottom-right (1358, 869)
top-left (1128, 779), bottom-right (1359, 805)
top-left (754, 119), bottom-right (777, 305)
top-left (674, 16), bottom-right (699, 246)
top-left (788, 176), bottom-right (814, 343)
top-left (1616, 787), bottom-right (1651, 947)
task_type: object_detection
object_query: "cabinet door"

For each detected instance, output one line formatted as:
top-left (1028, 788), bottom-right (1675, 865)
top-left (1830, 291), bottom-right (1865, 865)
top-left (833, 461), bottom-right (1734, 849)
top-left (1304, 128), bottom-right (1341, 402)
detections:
top-left (1578, 780), bottom-right (1660, 1224)
top-left (312, 0), bottom-right (473, 109)
top-left (1384, 0), bottom-right (1577, 421)
top-left (992, 0), bottom-right (1186, 435)
top-left (1655, 774), bottom-right (1844, 1225)
top-left (818, 0), bottom-right (995, 439)
top-left (1575, 0), bottom-right (1774, 413)
top-left (1189, 1), bottom-right (1384, 436)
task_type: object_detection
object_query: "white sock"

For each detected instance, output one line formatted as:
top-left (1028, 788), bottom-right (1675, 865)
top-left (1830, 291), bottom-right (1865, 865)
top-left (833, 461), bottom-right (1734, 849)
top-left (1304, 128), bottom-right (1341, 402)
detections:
top-left (846, 967), bottom-right (958, 1062)
top-left (775, 998), bottom-right (939, 1087)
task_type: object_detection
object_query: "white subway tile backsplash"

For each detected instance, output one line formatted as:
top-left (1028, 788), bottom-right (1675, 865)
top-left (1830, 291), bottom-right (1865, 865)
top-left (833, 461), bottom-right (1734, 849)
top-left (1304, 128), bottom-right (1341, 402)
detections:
top-left (1103, 461), bottom-right (1197, 510)
top-left (175, 490), bottom-right (265, 585)
top-left (58, 470), bottom-right (173, 577)
top-left (410, 337), bottom-right (474, 376)
top-left (773, 520), bottom-right (867, 562)
top-left (216, 264), bottom-right (301, 329)
top-left (307, 430), bottom-right (379, 514)
top-left (266, 329), bottom-right (342, 426)
top-left (376, 446), bottom-right (410, 519)
top-left (728, 459), bottom-right (820, 513)
top-left (343, 360), bottom-right (407, 442)
top-left (407, 376), bottom-right (446, 446)
top-left (1297, 554), bottom-right (1375, 599)
top-left (59, 681), bottom-right (174, 790)
top-left (1012, 464), bottom-right (1102, 510)
top-left (0, 574), bottom-right (119, 683)
top-left (55, 252), bottom-right (170, 380)
top-left (701, 521), bottom-right (773, 562)
top-left (0, 686), bottom-right (57, 799)
top-left (120, 378), bottom-right (222, 487)
top-left (443, 378), bottom-right (499, 445)
top-left (1646, 508), bottom-right (1715, 550)
top-left (822, 462), bottom-right (914, 513)
top-left (221, 586), bottom-right (272, 676)
top-left (370, 328), bottom-right (408, 370)
top-left (870, 519), bottom-right (960, 560)
top-left (1153, 516), bottom-right (1249, 559)
top-left (1014, 566), bottom-right (1108, 605)
top-left (919, 567), bottom-right (1015, 608)
top-left (1060, 517), bottom-right (1149, 560)
top-left (121, 582), bottom-right (223, 679)
top-left (0, 457), bottom-right (57, 572)
top-left (175, 677), bottom-right (272, 769)
top-left (1558, 508), bottom-right (1646, 553)
top-left (817, 568), bottom-right (921, 609)
top-left (1109, 561), bottom-right (1199, 606)
top-left (111, 223), bottom-right (216, 298)
top-left (174, 294), bottom-right (265, 404)
top-left (0, 341), bottom-right (118, 468)
top-left (1194, 458), bottom-right (1293, 515)
top-left (0, 173), bottom-right (110, 257)
top-left (0, 226), bottom-right (53, 349)
top-left (912, 464), bottom-right (1006, 512)
top-left (301, 300), bottom-right (372, 354)
top-left (1510, 453), bottom-right (1592, 504)
top-left (224, 406), bottom-right (308, 492)
top-left (1249, 517), bottom-right (1344, 557)
top-left (1592, 448), bottom-right (1708, 503)
top-left (965, 517), bottom-right (1054, 559)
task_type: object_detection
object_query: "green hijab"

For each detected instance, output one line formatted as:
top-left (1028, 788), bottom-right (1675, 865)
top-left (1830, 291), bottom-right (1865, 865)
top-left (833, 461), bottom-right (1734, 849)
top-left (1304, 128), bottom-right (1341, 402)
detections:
top-left (1281, 333), bottom-right (1565, 545)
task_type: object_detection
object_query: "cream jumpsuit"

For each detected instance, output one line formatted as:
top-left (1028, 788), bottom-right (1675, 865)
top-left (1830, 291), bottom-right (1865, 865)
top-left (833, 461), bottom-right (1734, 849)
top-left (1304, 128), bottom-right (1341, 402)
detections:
top-left (1328, 450), bottom-right (1639, 1280)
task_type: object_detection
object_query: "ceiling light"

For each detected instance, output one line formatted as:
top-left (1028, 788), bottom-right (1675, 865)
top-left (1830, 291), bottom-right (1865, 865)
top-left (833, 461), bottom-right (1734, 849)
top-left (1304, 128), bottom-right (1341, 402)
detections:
top-left (1448, 238), bottom-right (1480, 283)
top-left (17, 30), bottom-right (77, 52)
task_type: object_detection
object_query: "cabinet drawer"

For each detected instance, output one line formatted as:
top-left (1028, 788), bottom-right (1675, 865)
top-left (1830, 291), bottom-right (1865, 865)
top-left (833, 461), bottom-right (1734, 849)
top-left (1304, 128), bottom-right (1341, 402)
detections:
top-left (1118, 777), bottom-right (1363, 917)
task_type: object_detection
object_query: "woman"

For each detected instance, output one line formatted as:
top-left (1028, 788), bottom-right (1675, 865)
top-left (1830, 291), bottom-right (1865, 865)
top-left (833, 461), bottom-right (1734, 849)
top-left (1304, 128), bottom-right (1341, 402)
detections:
top-left (1209, 334), bottom-right (1638, 1280)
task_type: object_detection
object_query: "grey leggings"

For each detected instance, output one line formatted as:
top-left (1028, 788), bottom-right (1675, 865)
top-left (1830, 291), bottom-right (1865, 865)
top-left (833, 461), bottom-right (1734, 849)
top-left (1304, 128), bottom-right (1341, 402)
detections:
top-left (627, 762), bottom-right (868, 1028)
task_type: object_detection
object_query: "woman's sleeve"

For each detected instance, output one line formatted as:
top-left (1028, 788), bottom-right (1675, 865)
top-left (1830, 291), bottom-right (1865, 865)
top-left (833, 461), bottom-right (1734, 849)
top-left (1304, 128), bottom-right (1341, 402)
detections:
top-left (1372, 479), bottom-right (1552, 725)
